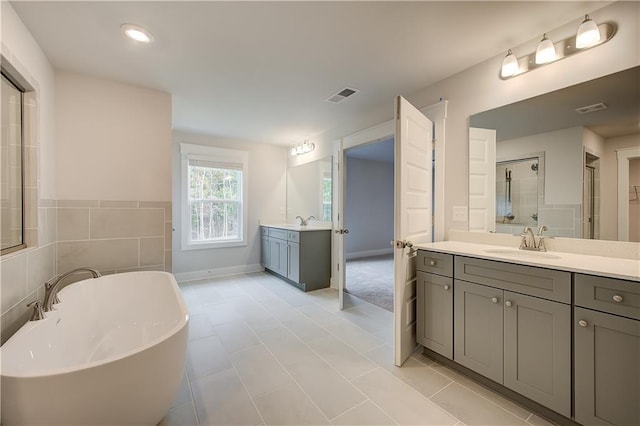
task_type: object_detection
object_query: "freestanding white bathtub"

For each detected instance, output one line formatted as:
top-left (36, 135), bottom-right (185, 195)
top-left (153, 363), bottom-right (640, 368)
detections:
top-left (1, 271), bottom-right (189, 425)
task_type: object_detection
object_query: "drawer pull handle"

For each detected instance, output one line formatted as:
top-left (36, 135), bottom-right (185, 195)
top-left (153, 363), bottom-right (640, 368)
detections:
top-left (612, 294), bottom-right (624, 303)
top-left (505, 301), bottom-right (513, 307)
top-left (429, 260), bottom-right (436, 266)
top-left (491, 297), bottom-right (499, 303)
top-left (444, 285), bottom-right (450, 290)
top-left (578, 320), bottom-right (588, 327)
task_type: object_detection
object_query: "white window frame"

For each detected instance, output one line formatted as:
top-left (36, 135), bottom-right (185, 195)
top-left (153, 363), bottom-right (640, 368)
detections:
top-left (180, 143), bottom-right (248, 250)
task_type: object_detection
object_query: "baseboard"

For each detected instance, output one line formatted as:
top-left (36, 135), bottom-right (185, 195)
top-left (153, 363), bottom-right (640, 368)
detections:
top-left (174, 263), bottom-right (264, 283)
top-left (346, 248), bottom-right (393, 260)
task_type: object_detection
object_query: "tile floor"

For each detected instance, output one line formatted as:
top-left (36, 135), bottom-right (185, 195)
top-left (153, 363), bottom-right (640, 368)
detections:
top-left (160, 272), bottom-right (554, 426)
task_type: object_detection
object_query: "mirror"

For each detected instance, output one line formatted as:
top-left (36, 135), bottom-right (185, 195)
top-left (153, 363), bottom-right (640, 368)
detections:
top-left (286, 156), bottom-right (332, 224)
top-left (469, 66), bottom-right (640, 241)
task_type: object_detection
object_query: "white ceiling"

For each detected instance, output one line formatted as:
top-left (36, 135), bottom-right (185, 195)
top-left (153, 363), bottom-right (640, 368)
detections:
top-left (11, 1), bottom-right (608, 146)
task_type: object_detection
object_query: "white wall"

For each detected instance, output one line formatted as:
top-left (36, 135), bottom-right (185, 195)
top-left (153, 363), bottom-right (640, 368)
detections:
top-left (601, 133), bottom-right (640, 240)
top-left (498, 127), bottom-right (583, 205)
top-left (55, 72), bottom-right (172, 201)
top-left (310, 1), bottom-right (639, 240)
top-left (344, 157), bottom-right (394, 258)
top-left (172, 130), bottom-right (287, 279)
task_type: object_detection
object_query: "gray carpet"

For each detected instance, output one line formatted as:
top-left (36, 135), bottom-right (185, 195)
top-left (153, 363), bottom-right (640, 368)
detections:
top-left (345, 254), bottom-right (394, 312)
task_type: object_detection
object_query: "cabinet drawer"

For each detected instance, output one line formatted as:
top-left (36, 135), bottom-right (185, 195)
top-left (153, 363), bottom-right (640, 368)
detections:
top-left (455, 256), bottom-right (571, 303)
top-left (416, 251), bottom-right (453, 277)
top-left (261, 226), bottom-right (269, 236)
top-left (269, 228), bottom-right (288, 240)
top-left (287, 231), bottom-right (300, 243)
top-left (575, 274), bottom-right (640, 321)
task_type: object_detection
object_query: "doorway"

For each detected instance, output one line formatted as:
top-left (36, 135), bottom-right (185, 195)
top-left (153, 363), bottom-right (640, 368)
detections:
top-left (343, 138), bottom-right (395, 311)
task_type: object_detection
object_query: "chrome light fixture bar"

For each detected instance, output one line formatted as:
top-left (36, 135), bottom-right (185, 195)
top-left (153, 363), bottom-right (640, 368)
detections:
top-left (290, 140), bottom-right (315, 156)
top-left (500, 21), bottom-right (616, 80)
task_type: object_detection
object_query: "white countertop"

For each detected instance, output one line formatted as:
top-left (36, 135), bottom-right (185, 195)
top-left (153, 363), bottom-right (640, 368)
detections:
top-left (416, 241), bottom-right (640, 282)
top-left (261, 223), bottom-right (332, 232)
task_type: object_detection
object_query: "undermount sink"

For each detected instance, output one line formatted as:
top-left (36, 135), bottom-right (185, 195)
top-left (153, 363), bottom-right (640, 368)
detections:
top-left (483, 248), bottom-right (562, 260)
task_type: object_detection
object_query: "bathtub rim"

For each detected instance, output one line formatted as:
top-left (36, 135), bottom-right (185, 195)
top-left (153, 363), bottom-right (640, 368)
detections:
top-left (0, 271), bottom-right (189, 379)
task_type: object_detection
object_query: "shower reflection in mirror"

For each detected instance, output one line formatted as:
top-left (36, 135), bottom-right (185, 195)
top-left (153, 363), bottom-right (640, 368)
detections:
top-left (496, 157), bottom-right (540, 230)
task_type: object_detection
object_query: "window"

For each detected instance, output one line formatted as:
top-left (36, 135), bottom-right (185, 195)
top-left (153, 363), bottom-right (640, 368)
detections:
top-left (1, 72), bottom-right (25, 255)
top-left (181, 143), bottom-right (248, 250)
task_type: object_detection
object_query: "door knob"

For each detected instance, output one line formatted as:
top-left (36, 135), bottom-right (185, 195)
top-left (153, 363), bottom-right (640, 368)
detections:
top-left (443, 285), bottom-right (450, 290)
top-left (612, 294), bottom-right (623, 303)
top-left (491, 297), bottom-right (499, 303)
top-left (578, 320), bottom-right (588, 327)
top-left (429, 260), bottom-right (436, 266)
top-left (505, 301), bottom-right (513, 307)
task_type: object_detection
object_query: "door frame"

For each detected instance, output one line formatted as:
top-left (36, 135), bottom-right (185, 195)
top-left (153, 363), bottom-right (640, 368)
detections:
top-left (617, 146), bottom-right (640, 241)
top-left (334, 100), bottom-right (447, 309)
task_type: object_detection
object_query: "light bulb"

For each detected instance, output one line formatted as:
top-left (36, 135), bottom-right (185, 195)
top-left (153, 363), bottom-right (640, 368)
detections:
top-left (576, 15), bottom-right (601, 49)
top-left (535, 34), bottom-right (556, 64)
top-left (501, 50), bottom-right (519, 78)
top-left (121, 24), bottom-right (152, 43)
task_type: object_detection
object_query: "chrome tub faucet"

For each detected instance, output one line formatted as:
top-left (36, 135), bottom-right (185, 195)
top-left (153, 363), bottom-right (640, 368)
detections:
top-left (43, 267), bottom-right (102, 312)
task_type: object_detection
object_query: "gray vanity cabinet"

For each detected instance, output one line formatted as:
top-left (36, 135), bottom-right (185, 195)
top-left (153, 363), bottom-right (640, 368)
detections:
top-left (261, 226), bottom-right (330, 292)
top-left (416, 251), bottom-right (454, 359)
top-left (453, 256), bottom-right (571, 417)
top-left (574, 274), bottom-right (640, 426)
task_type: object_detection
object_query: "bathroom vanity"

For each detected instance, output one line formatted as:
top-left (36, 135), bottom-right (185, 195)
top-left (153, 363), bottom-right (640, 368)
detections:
top-left (260, 225), bottom-right (331, 292)
top-left (416, 241), bottom-right (639, 426)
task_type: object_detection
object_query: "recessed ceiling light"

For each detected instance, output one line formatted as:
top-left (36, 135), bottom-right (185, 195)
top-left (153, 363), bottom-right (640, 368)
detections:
top-left (121, 24), bottom-right (153, 43)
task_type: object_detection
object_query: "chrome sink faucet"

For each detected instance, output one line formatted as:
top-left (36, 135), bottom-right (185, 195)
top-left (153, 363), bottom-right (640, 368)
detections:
top-left (43, 267), bottom-right (102, 312)
top-left (519, 225), bottom-right (550, 252)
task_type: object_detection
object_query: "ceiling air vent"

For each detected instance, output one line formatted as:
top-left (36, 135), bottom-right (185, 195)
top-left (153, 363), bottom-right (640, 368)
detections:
top-left (576, 102), bottom-right (608, 114)
top-left (325, 87), bottom-right (358, 103)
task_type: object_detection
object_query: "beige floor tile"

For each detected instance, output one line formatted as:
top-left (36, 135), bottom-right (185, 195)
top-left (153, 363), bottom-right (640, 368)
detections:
top-left (254, 382), bottom-right (329, 425)
top-left (352, 367), bottom-right (458, 425)
top-left (307, 335), bottom-right (377, 380)
top-left (285, 356), bottom-right (367, 419)
top-left (323, 318), bottom-right (385, 353)
top-left (365, 345), bottom-right (453, 398)
top-left (187, 313), bottom-right (216, 341)
top-left (431, 382), bottom-right (529, 426)
top-left (205, 303), bottom-right (244, 326)
top-left (331, 400), bottom-right (397, 425)
top-left (231, 344), bottom-right (294, 398)
top-left (185, 335), bottom-right (232, 380)
top-left (258, 326), bottom-right (320, 367)
top-left (214, 321), bottom-right (260, 354)
top-left (429, 361), bottom-right (532, 420)
top-left (159, 402), bottom-right (198, 426)
top-left (281, 313), bottom-right (329, 342)
top-left (190, 368), bottom-right (263, 425)
top-left (297, 303), bottom-right (339, 325)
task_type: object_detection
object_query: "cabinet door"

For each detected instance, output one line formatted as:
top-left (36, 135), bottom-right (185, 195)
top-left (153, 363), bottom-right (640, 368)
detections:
top-left (503, 292), bottom-right (571, 417)
top-left (268, 238), bottom-right (287, 276)
top-left (416, 271), bottom-right (453, 359)
top-left (454, 280), bottom-right (503, 383)
top-left (575, 307), bottom-right (640, 426)
top-left (277, 240), bottom-right (288, 276)
top-left (261, 236), bottom-right (269, 267)
top-left (287, 242), bottom-right (300, 283)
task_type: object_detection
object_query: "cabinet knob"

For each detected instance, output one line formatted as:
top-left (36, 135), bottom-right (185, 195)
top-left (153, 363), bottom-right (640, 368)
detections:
top-left (612, 294), bottom-right (624, 303)
top-left (578, 320), bottom-right (588, 327)
top-left (505, 301), bottom-right (513, 307)
top-left (429, 260), bottom-right (436, 266)
top-left (443, 285), bottom-right (450, 290)
top-left (491, 297), bottom-right (499, 303)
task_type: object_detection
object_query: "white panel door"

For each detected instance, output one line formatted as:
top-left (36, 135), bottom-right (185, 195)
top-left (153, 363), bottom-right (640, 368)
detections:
top-left (334, 140), bottom-right (346, 310)
top-left (469, 127), bottom-right (496, 232)
top-left (394, 96), bottom-right (433, 366)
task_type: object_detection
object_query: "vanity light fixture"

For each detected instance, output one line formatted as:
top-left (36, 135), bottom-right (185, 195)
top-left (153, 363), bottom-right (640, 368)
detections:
top-left (290, 140), bottom-right (315, 156)
top-left (535, 34), bottom-right (556, 64)
top-left (501, 50), bottom-right (519, 78)
top-left (121, 24), bottom-right (153, 43)
top-left (500, 15), bottom-right (615, 80)
top-left (576, 15), bottom-right (601, 48)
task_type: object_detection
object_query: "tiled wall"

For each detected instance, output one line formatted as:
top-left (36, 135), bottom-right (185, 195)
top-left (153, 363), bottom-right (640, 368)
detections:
top-left (56, 200), bottom-right (172, 274)
top-left (1, 199), bottom-right (172, 344)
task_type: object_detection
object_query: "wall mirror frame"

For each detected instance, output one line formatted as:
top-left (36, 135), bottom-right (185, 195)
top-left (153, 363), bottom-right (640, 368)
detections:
top-left (469, 66), bottom-right (640, 242)
top-left (286, 156), bottom-right (332, 224)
